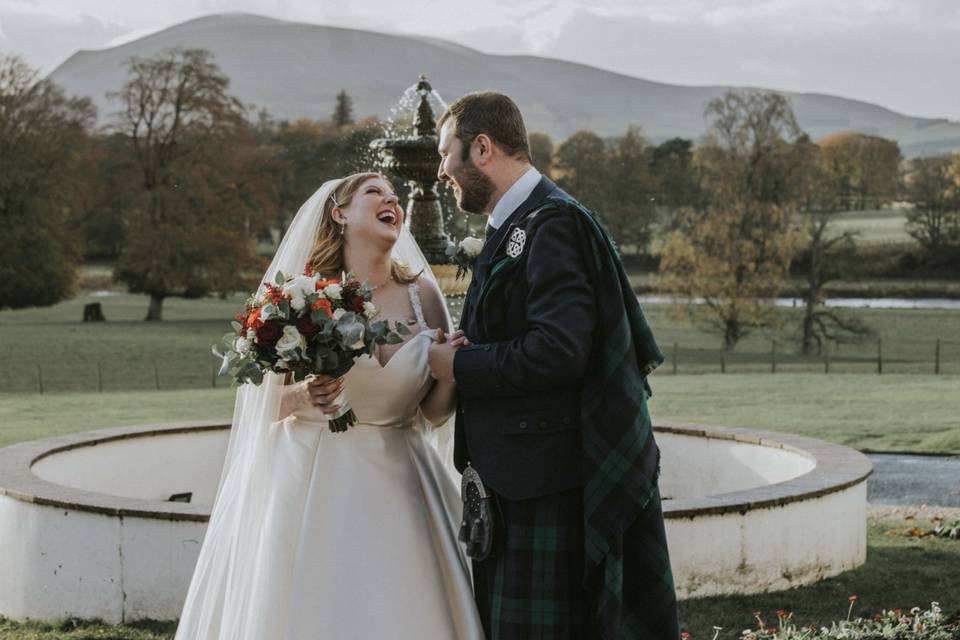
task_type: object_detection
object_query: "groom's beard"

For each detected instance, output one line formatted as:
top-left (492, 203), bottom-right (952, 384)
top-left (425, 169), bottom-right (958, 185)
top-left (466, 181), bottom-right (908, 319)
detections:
top-left (453, 158), bottom-right (496, 215)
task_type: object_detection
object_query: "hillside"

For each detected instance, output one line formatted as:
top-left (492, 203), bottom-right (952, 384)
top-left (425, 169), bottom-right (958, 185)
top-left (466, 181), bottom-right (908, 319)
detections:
top-left (49, 13), bottom-right (960, 156)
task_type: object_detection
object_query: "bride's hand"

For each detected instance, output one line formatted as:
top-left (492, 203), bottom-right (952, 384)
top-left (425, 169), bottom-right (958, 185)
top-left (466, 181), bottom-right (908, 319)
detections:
top-left (280, 374), bottom-right (346, 418)
top-left (304, 374), bottom-right (346, 415)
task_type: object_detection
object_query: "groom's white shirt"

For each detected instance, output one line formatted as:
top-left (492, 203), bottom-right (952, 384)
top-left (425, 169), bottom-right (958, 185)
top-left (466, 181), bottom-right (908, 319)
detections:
top-left (488, 166), bottom-right (542, 231)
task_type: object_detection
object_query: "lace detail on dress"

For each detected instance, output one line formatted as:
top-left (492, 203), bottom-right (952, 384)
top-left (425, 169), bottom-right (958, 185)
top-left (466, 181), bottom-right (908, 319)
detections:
top-left (407, 281), bottom-right (427, 328)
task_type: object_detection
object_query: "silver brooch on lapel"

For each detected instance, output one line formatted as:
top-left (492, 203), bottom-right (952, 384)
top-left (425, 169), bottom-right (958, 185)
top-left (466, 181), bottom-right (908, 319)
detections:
top-left (506, 228), bottom-right (526, 258)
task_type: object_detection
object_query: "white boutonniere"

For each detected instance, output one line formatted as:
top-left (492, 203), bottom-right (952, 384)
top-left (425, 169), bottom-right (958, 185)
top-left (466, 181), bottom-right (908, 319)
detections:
top-left (446, 236), bottom-right (484, 280)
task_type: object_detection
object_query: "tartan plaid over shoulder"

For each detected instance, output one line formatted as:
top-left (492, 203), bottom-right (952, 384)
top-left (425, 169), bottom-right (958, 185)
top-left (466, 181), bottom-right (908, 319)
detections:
top-left (522, 197), bottom-right (679, 639)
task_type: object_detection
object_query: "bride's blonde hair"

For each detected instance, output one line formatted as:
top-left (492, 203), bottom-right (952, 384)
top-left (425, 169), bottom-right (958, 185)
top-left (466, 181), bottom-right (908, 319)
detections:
top-left (307, 172), bottom-right (419, 284)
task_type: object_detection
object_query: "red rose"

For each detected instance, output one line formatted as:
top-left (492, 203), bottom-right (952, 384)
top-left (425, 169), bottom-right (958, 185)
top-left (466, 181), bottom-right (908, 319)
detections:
top-left (256, 320), bottom-right (283, 345)
top-left (297, 313), bottom-right (321, 337)
top-left (345, 292), bottom-right (365, 314)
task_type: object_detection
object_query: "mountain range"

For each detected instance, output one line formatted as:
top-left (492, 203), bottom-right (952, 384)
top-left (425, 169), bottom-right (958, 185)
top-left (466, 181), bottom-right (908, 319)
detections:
top-left (49, 13), bottom-right (960, 156)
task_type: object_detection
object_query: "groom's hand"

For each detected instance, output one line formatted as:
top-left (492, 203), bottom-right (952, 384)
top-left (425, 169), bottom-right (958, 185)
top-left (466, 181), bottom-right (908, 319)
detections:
top-left (449, 330), bottom-right (472, 347)
top-left (428, 330), bottom-right (459, 383)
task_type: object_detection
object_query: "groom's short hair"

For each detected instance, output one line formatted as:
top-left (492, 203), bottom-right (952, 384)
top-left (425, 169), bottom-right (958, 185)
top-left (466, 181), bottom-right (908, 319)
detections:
top-left (438, 92), bottom-right (531, 163)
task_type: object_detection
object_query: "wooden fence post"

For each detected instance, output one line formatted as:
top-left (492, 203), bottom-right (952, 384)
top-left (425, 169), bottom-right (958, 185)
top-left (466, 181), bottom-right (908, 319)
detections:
top-left (877, 339), bottom-right (883, 375)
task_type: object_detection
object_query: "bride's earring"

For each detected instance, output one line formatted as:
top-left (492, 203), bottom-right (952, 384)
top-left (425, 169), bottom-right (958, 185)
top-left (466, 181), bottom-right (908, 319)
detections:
top-left (339, 223), bottom-right (346, 236)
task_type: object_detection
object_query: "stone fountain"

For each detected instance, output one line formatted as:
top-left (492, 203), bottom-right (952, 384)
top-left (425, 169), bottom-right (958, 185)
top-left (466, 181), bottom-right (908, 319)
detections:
top-left (371, 75), bottom-right (467, 295)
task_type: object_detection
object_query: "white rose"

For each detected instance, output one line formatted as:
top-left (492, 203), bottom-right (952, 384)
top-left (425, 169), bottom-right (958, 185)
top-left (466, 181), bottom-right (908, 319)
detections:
top-left (283, 275), bottom-right (318, 301)
top-left (363, 301), bottom-right (377, 318)
top-left (324, 284), bottom-right (342, 300)
top-left (275, 325), bottom-right (306, 357)
top-left (460, 237), bottom-right (484, 257)
top-left (333, 308), bottom-right (347, 321)
top-left (290, 296), bottom-right (306, 311)
top-left (234, 335), bottom-right (252, 354)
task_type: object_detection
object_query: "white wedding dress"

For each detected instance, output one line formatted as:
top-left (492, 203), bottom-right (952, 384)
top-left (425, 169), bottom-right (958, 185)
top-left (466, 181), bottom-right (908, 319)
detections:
top-left (174, 282), bottom-right (484, 639)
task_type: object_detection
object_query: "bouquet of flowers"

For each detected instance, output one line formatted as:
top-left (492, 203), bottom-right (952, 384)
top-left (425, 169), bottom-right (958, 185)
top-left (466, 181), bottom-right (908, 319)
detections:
top-left (214, 265), bottom-right (411, 431)
top-left (446, 236), bottom-right (484, 279)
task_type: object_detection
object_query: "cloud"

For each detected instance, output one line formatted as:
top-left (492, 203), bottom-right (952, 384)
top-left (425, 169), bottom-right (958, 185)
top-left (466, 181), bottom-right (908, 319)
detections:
top-left (536, 5), bottom-right (960, 120)
top-left (0, 0), bottom-right (957, 120)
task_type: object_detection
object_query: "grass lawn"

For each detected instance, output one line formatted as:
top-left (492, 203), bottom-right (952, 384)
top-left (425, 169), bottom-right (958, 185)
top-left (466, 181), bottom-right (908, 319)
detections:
top-left (0, 388), bottom-right (236, 448)
top-left (826, 208), bottom-right (912, 245)
top-left (0, 517), bottom-right (955, 639)
top-left (2, 292), bottom-right (960, 395)
top-left (678, 516), bottom-right (960, 639)
top-left (649, 373), bottom-right (960, 454)
top-left (2, 372), bottom-right (958, 453)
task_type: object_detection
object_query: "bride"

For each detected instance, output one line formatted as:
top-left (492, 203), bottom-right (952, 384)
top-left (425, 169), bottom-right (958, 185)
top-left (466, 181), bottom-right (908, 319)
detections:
top-left (174, 173), bottom-right (484, 639)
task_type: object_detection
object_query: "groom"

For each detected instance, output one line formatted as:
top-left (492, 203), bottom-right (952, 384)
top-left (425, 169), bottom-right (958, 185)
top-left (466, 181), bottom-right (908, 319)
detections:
top-left (427, 92), bottom-right (679, 640)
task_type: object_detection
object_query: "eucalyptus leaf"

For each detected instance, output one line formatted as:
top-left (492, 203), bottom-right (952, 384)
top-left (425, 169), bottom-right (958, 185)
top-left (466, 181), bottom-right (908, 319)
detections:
top-left (261, 303), bottom-right (280, 321)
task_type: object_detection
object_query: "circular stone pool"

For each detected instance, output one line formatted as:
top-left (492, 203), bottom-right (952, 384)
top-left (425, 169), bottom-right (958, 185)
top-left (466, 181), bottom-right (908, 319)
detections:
top-left (0, 420), bottom-right (871, 623)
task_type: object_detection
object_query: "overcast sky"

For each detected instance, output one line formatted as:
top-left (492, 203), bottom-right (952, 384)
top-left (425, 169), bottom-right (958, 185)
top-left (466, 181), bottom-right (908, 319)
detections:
top-left (1, 0), bottom-right (958, 120)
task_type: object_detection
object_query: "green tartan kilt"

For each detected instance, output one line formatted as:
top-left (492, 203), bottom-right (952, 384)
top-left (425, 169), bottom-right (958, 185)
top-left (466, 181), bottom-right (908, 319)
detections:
top-left (472, 486), bottom-right (592, 640)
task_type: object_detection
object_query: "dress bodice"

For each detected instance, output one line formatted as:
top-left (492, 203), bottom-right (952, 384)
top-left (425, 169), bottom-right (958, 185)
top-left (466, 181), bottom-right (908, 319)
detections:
top-left (293, 282), bottom-right (437, 429)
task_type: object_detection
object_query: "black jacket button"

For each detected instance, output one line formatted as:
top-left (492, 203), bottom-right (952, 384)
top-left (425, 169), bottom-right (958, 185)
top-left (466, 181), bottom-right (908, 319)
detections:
top-left (519, 421), bottom-right (527, 429)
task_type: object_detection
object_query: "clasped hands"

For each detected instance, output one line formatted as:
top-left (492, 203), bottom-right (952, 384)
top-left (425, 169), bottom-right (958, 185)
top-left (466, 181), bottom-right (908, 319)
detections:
top-left (427, 329), bottom-right (471, 384)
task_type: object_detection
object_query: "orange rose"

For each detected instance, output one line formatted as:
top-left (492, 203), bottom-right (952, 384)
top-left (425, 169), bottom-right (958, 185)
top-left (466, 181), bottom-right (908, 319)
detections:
top-left (315, 278), bottom-right (340, 290)
top-left (245, 307), bottom-right (263, 329)
top-left (311, 298), bottom-right (333, 318)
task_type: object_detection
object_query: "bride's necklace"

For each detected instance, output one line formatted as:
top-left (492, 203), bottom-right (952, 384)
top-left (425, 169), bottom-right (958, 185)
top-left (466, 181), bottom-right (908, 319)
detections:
top-left (369, 275), bottom-right (395, 291)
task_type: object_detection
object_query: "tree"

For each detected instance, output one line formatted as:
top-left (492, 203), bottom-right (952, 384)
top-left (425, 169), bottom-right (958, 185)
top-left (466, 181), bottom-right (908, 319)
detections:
top-left (794, 139), bottom-right (874, 354)
top-left (659, 90), bottom-right (806, 349)
top-left (554, 130), bottom-right (609, 213)
top-left (0, 54), bottom-right (95, 309)
top-left (82, 132), bottom-right (142, 260)
top-left (333, 89), bottom-right (354, 128)
top-left (603, 126), bottom-right (659, 254)
top-left (651, 137), bottom-right (700, 213)
top-left (528, 132), bottom-right (554, 175)
top-left (904, 155), bottom-right (959, 249)
top-left (111, 48), bottom-right (263, 320)
top-left (818, 132), bottom-right (900, 210)
top-left (272, 115), bottom-right (384, 241)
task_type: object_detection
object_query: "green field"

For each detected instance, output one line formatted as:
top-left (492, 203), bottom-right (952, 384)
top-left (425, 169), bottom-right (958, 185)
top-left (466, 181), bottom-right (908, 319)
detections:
top-left (2, 372), bottom-right (958, 454)
top-left (0, 388), bottom-right (236, 448)
top-left (825, 208), bottom-right (913, 245)
top-left (2, 290), bottom-right (959, 395)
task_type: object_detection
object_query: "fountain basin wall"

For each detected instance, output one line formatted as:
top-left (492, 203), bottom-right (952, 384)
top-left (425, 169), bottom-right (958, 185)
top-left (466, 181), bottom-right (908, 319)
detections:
top-left (0, 420), bottom-right (871, 622)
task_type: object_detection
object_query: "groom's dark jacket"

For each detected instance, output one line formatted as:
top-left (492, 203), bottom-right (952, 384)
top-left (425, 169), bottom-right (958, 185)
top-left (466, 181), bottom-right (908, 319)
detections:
top-left (453, 176), bottom-right (596, 501)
